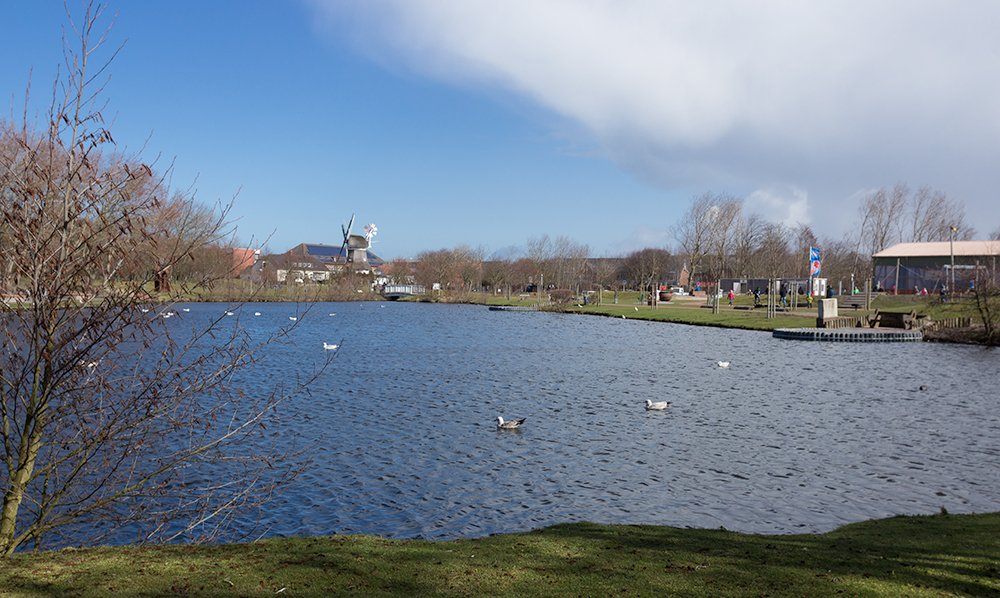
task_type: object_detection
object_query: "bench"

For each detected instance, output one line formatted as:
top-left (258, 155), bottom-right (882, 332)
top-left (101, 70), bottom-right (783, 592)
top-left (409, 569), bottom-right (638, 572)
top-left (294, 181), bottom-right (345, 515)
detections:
top-left (840, 297), bottom-right (867, 310)
top-left (869, 309), bottom-right (916, 329)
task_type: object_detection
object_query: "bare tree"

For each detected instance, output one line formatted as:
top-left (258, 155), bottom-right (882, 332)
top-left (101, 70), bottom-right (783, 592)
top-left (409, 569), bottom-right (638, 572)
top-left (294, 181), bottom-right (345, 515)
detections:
top-left (816, 236), bottom-right (860, 293)
top-left (551, 236), bottom-right (590, 291)
top-left (454, 244), bottom-right (486, 293)
top-left (380, 258), bottom-right (414, 285)
top-left (906, 185), bottom-right (974, 242)
top-left (731, 212), bottom-right (766, 278)
top-left (414, 248), bottom-right (459, 290)
top-left (510, 257), bottom-right (537, 292)
top-left (141, 189), bottom-right (230, 293)
top-left (852, 183), bottom-right (908, 281)
top-left (704, 194), bottom-right (742, 280)
top-left (756, 222), bottom-right (791, 280)
top-left (619, 248), bottom-right (672, 294)
top-left (588, 254), bottom-right (621, 292)
top-left (672, 192), bottom-right (723, 287)
top-left (791, 224), bottom-right (818, 278)
top-left (484, 247), bottom-right (519, 297)
top-left (525, 234), bottom-right (553, 288)
top-left (0, 3), bottom-right (318, 554)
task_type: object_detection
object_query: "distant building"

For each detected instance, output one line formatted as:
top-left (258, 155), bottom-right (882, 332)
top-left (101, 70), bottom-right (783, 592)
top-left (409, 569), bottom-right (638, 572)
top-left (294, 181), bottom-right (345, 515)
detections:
top-left (231, 248), bottom-right (259, 277)
top-left (286, 242), bottom-right (384, 273)
top-left (873, 240), bottom-right (1000, 292)
top-left (255, 253), bottom-right (328, 284)
top-left (241, 242), bottom-right (386, 284)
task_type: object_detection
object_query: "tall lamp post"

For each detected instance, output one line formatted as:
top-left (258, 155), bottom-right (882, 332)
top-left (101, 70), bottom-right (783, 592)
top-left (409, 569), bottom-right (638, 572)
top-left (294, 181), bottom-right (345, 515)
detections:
top-left (950, 226), bottom-right (956, 293)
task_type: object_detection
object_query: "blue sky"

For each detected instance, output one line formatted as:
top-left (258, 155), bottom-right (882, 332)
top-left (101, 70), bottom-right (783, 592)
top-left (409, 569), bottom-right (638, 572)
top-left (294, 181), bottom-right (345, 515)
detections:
top-left (4, 1), bottom-right (999, 259)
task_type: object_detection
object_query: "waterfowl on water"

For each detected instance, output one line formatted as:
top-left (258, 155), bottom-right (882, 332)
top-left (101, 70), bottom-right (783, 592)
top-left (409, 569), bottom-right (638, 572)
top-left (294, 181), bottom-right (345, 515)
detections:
top-left (717, 361), bottom-right (731, 368)
top-left (645, 399), bottom-right (670, 410)
top-left (323, 342), bottom-right (339, 350)
top-left (496, 416), bottom-right (526, 429)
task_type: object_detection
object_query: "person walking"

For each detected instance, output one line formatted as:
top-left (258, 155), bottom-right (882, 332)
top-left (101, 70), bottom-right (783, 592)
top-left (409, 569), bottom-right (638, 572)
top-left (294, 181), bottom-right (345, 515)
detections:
top-left (728, 290), bottom-right (734, 306)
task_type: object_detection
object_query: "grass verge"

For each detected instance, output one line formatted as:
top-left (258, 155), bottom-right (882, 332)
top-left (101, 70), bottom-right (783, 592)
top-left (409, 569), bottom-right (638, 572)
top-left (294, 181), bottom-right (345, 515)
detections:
top-left (2, 512), bottom-right (997, 597)
top-left (557, 301), bottom-right (813, 331)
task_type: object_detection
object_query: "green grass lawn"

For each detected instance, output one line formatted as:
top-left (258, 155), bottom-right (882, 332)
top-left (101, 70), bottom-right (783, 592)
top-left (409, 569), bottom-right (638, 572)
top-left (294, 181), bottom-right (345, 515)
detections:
top-left (2, 512), bottom-right (997, 597)
top-left (565, 303), bottom-right (810, 331)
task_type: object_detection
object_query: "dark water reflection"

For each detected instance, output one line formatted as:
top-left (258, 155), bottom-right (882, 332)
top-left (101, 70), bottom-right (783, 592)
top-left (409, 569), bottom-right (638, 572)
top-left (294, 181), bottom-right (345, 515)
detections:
top-left (185, 301), bottom-right (999, 540)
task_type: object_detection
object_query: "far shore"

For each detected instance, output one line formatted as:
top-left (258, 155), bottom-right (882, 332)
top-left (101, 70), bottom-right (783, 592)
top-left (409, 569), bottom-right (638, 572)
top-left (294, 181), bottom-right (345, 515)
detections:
top-left (160, 286), bottom-right (993, 345)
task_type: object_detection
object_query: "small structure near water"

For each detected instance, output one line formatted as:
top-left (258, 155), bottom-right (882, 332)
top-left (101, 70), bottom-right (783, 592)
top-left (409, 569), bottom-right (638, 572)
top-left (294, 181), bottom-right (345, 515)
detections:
top-left (773, 328), bottom-right (923, 342)
top-left (779, 296), bottom-right (926, 341)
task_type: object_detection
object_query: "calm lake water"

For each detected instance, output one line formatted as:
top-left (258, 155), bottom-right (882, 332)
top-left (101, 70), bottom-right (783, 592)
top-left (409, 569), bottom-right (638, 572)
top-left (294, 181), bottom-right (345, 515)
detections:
top-left (180, 301), bottom-right (1000, 540)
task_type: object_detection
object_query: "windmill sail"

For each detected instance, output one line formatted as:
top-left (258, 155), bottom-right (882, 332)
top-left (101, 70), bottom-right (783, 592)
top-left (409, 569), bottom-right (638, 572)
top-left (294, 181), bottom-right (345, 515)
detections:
top-left (340, 214), bottom-right (355, 262)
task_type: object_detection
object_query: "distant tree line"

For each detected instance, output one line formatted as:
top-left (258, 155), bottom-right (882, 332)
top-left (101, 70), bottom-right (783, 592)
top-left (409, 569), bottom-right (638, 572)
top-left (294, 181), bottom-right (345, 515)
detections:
top-left (399, 184), bottom-right (985, 296)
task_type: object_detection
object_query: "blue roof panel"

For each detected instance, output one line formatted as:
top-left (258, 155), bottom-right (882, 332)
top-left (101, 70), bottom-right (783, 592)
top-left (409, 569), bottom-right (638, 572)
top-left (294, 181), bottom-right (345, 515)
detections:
top-left (305, 244), bottom-right (346, 257)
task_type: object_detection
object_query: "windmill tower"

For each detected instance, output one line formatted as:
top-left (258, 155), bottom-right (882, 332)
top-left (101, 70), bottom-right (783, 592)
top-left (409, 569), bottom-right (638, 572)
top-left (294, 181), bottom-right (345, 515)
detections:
top-left (340, 214), bottom-right (376, 268)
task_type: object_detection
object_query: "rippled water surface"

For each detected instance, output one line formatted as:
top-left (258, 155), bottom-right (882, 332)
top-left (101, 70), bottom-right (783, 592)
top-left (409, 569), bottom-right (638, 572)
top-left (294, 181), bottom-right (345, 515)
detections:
top-left (187, 301), bottom-right (1000, 539)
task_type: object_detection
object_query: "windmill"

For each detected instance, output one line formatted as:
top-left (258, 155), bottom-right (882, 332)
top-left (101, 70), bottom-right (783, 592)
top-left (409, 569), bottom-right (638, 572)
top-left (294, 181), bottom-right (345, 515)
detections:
top-left (340, 214), bottom-right (355, 264)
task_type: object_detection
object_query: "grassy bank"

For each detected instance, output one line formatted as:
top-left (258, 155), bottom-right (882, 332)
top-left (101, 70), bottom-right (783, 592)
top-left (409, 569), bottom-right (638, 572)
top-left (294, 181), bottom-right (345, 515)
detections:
top-left (544, 291), bottom-right (817, 331)
top-left (2, 512), bottom-right (997, 597)
top-left (544, 291), bottom-right (992, 335)
top-left (559, 302), bottom-right (809, 331)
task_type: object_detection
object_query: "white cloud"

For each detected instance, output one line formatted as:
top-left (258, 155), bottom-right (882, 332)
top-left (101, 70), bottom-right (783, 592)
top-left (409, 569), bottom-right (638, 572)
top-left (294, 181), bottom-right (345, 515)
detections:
top-left (611, 224), bottom-right (671, 255)
top-left (310, 0), bottom-right (1000, 236)
top-left (747, 186), bottom-right (810, 229)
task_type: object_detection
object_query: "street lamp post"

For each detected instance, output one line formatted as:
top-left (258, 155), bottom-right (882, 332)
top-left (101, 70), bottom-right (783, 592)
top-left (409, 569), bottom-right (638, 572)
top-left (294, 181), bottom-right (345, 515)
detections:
top-left (950, 226), bottom-right (956, 294)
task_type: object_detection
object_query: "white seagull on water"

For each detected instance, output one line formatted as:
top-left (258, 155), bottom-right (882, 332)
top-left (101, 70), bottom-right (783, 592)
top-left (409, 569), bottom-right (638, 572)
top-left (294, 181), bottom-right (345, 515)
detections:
top-left (496, 416), bottom-right (526, 430)
top-left (645, 399), bottom-right (671, 410)
top-left (323, 342), bottom-right (339, 350)
top-left (717, 361), bottom-right (731, 368)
